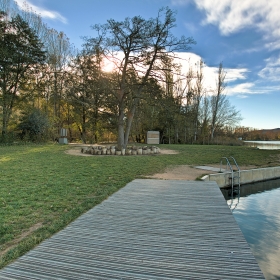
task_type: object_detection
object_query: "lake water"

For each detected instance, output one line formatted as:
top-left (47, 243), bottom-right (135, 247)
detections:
top-left (244, 141), bottom-right (280, 150)
top-left (244, 141), bottom-right (280, 144)
top-left (221, 179), bottom-right (280, 280)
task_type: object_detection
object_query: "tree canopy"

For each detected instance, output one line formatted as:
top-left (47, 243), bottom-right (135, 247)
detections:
top-left (0, 2), bottom-right (244, 145)
top-left (0, 11), bottom-right (46, 137)
top-left (83, 7), bottom-right (195, 149)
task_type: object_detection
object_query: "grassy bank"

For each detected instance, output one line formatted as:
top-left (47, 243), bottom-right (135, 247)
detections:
top-left (1, 143), bottom-right (280, 268)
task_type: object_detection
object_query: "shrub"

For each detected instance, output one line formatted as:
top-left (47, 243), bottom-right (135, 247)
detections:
top-left (18, 109), bottom-right (49, 142)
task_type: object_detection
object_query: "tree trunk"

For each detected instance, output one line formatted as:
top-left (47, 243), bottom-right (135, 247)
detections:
top-left (1, 92), bottom-right (14, 137)
top-left (77, 124), bottom-right (86, 144)
top-left (124, 104), bottom-right (136, 148)
top-left (117, 105), bottom-right (125, 150)
top-left (210, 128), bottom-right (215, 140)
top-left (2, 110), bottom-right (8, 137)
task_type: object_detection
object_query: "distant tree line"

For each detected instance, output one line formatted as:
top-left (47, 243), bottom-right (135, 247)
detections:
top-left (235, 127), bottom-right (280, 141)
top-left (0, 0), bottom-right (242, 146)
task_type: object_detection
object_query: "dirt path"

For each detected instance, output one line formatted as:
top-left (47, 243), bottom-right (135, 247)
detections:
top-left (146, 165), bottom-right (214, 180)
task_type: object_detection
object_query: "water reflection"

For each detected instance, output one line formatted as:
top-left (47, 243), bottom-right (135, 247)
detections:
top-left (221, 179), bottom-right (280, 280)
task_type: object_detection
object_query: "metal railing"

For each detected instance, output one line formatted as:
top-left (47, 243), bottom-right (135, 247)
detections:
top-left (220, 156), bottom-right (240, 197)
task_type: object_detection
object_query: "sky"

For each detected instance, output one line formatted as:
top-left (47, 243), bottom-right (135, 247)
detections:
top-left (14, 0), bottom-right (280, 130)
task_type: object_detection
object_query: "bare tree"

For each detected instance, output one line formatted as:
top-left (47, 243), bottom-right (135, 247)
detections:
top-left (0, 0), bottom-right (10, 14)
top-left (210, 63), bottom-right (226, 139)
top-left (210, 63), bottom-right (242, 139)
top-left (199, 94), bottom-right (210, 144)
top-left (193, 59), bottom-right (204, 141)
top-left (44, 29), bottom-right (75, 132)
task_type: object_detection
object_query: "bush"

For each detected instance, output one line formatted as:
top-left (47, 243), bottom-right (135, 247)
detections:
top-left (0, 132), bottom-right (17, 145)
top-left (18, 109), bottom-right (49, 142)
top-left (209, 136), bottom-right (244, 146)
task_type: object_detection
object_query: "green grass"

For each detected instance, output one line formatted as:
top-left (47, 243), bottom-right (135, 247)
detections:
top-left (0, 143), bottom-right (279, 268)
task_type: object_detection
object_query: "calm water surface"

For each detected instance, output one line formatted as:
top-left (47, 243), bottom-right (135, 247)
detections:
top-left (221, 179), bottom-right (280, 280)
top-left (244, 141), bottom-right (280, 144)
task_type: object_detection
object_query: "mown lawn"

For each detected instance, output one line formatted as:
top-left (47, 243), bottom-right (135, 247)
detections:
top-left (0, 143), bottom-right (279, 268)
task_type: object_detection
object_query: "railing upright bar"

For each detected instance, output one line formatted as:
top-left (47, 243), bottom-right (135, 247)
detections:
top-left (220, 157), bottom-right (234, 193)
top-left (221, 156), bottom-right (241, 211)
top-left (230, 156), bottom-right (241, 191)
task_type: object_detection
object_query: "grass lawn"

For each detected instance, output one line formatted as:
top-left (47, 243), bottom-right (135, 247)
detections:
top-left (0, 143), bottom-right (280, 268)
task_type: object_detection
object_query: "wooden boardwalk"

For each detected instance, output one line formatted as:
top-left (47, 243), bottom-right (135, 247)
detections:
top-left (0, 180), bottom-right (264, 279)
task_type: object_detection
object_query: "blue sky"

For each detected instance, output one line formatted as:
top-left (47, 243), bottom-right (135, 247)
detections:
top-left (15, 0), bottom-right (280, 129)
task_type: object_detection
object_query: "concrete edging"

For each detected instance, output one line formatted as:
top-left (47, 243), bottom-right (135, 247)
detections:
top-left (202, 166), bottom-right (280, 188)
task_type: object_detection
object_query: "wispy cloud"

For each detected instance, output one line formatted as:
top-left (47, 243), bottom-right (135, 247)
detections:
top-left (225, 68), bottom-right (248, 82)
top-left (227, 83), bottom-right (255, 96)
top-left (259, 56), bottom-right (280, 81)
top-left (172, 0), bottom-right (192, 5)
top-left (228, 82), bottom-right (280, 97)
top-left (15, 0), bottom-right (67, 23)
top-left (184, 22), bottom-right (198, 34)
top-left (236, 95), bottom-right (249, 99)
top-left (173, 0), bottom-right (280, 50)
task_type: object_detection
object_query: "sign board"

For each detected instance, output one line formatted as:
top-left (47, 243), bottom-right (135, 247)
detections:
top-left (59, 128), bottom-right (68, 144)
top-left (147, 131), bottom-right (160, 144)
top-left (60, 128), bottom-right (67, 137)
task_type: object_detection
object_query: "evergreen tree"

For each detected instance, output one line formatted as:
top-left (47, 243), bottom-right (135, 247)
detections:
top-left (0, 11), bottom-right (46, 137)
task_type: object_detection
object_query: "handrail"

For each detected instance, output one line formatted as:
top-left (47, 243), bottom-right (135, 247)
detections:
top-left (230, 156), bottom-right (240, 190)
top-left (220, 157), bottom-right (233, 174)
top-left (220, 156), bottom-right (241, 198)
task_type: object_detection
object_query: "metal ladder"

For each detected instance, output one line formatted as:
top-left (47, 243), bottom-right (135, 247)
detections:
top-left (220, 156), bottom-right (241, 197)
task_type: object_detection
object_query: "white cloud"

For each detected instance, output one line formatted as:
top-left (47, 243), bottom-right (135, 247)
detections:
top-left (195, 0), bottom-right (268, 35)
top-left (236, 95), bottom-right (249, 99)
top-left (229, 82), bottom-right (280, 98)
top-left (259, 56), bottom-right (280, 81)
top-left (173, 53), bottom-right (216, 89)
top-left (15, 0), bottom-right (67, 23)
top-left (225, 68), bottom-right (248, 82)
top-left (101, 51), bottom-right (252, 97)
top-left (265, 41), bottom-right (280, 52)
top-left (173, 52), bottom-right (250, 96)
top-left (227, 82), bottom-right (255, 96)
top-left (174, 0), bottom-right (280, 49)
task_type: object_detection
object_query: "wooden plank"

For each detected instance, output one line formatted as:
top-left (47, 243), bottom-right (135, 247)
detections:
top-left (0, 180), bottom-right (264, 279)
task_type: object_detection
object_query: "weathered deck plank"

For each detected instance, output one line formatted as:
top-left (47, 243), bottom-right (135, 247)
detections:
top-left (0, 180), bottom-right (264, 279)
